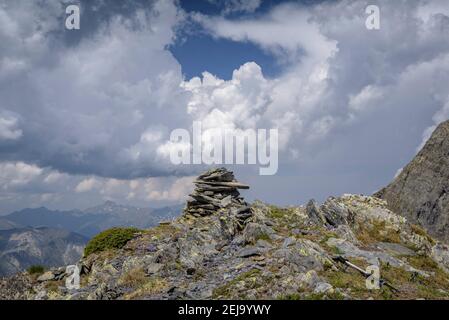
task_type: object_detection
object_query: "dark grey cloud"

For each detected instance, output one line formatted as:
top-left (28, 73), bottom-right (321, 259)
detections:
top-left (0, 0), bottom-right (193, 179)
top-left (1, 0), bottom-right (449, 212)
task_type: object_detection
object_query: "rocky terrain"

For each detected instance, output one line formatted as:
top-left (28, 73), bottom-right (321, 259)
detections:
top-left (2, 167), bottom-right (449, 300)
top-left (0, 227), bottom-right (86, 277)
top-left (0, 202), bottom-right (181, 277)
top-left (376, 120), bottom-right (449, 242)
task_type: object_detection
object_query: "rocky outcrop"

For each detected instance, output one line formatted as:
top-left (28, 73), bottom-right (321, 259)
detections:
top-left (375, 120), bottom-right (449, 242)
top-left (3, 169), bottom-right (449, 300)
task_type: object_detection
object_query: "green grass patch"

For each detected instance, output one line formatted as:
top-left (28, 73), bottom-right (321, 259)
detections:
top-left (410, 224), bottom-right (435, 245)
top-left (356, 220), bottom-right (401, 245)
top-left (268, 206), bottom-right (289, 219)
top-left (27, 265), bottom-right (45, 275)
top-left (84, 227), bottom-right (142, 257)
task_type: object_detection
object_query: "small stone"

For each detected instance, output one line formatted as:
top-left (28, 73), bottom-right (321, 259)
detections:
top-left (255, 239), bottom-right (272, 248)
top-left (238, 247), bottom-right (262, 258)
top-left (146, 244), bottom-right (158, 252)
top-left (314, 282), bottom-right (334, 294)
top-left (37, 271), bottom-right (55, 282)
top-left (145, 263), bottom-right (164, 275)
top-left (299, 270), bottom-right (320, 288)
top-left (34, 290), bottom-right (48, 300)
top-left (220, 195), bottom-right (232, 208)
top-left (282, 237), bottom-right (296, 248)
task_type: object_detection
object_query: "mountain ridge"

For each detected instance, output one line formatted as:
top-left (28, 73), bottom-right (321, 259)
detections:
top-left (2, 168), bottom-right (449, 300)
top-left (376, 120), bottom-right (449, 242)
top-left (4, 202), bottom-right (183, 238)
top-left (0, 202), bottom-right (182, 277)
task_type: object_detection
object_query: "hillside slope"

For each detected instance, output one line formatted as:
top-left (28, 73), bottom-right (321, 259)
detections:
top-left (0, 227), bottom-right (87, 276)
top-left (376, 120), bottom-right (449, 242)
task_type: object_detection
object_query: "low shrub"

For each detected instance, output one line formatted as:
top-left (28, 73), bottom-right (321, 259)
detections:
top-left (27, 265), bottom-right (45, 275)
top-left (84, 227), bottom-right (141, 257)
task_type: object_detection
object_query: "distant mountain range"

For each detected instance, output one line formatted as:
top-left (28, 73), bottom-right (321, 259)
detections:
top-left (3, 201), bottom-right (183, 238)
top-left (0, 202), bottom-right (183, 276)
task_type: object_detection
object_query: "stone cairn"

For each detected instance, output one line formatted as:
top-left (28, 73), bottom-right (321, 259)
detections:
top-left (184, 168), bottom-right (252, 225)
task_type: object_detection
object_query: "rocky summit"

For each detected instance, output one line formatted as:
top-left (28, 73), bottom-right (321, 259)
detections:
top-left (3, 168), bottom-right (449, 300)
top-left (376, 120), bottom-right (449, 243)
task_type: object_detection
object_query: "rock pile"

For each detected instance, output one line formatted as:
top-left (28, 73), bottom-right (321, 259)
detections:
top-left (184, 168), bottom-right (252, 223)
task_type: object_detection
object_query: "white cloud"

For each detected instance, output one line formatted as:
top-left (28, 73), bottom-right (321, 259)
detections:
top-left (145, 176), bottom-right (195, 202)
top-left (193, 3), bottom-right (337, 65)
top-left (348, 85), bottom-right (384, 112)
top-left (0, 113), bottom-right (22, 140)
top-left (2, 0), bottom-right (449, 211)
top-left (75, 178), bottom-right (100, 193)
top-left (43, 171), bottom-right (66, 184)
top-left (0, 162), bottom-right (43, 189)
top-left (182, 62), bottom-right (270, 128)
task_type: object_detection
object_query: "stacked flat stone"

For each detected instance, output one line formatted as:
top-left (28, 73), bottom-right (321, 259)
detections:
top-left (184, 168), bottom-right (252, 223)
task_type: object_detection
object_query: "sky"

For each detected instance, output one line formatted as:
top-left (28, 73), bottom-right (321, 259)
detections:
top-left (1, 0), bottom-right (449, 213)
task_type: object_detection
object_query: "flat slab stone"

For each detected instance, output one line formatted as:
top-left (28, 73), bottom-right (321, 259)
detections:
top-left (194, 180), bottom-right (250, 189)
top-left (375, 242), bottom-right (416, 256)
top-left (237, 247), bottom-right (263, 258)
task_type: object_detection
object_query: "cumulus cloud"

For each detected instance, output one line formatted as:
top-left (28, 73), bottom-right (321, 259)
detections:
top-left (75, 177), bottom-right (100, 193)
top-left (192, 3), bottom-right (337, 64)
top-left (1, 0), bottom-right (449, 212)
top-left (0, 0), bottom-right (190, 179)
top-left (187, 0), bottom-right (449, 202)
top-left (0, 113), bottom-right (22, 140)
top-left (0, 162), bottom-right (43, 189)
top-left (348, 85), bottom-right (384, 112)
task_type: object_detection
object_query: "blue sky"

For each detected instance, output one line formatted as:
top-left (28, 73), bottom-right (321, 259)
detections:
top-left (171, 0), bottom-right (332, 80)
top-left (1, 0), bottom-right (449, 213)
top-left (170, 34), bottom-right (281, 79)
